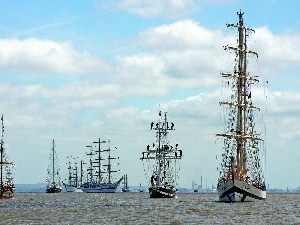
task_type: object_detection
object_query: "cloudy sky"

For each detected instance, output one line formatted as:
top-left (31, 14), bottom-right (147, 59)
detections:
top-left (1, 0), bottom-right (299, 190)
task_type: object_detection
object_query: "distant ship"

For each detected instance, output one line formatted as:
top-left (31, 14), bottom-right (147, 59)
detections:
top-left (0, 115), bottom-right (15, 199)
top-left (46, 139), bottom-right (62, 193)
top-left (139, 183), bottom-right (143, 192)
top-left (141, 111), bottom-right (183, 198)
top-left (193, 181), bottom-right (198, 193)
top-left (63, 157), bottom-right (83, 192)
top-left (81, 138), bottom-right (123, 193)
top-left (122, 174), bottom-right (130, 192)
top-left (216, 11), bottom-right (266, 202)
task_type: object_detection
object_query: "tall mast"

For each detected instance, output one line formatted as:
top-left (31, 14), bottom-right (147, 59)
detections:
top-left (157, 111), bottom-right (162, 183)
top-left (0, 115), bottom-right (3, 187)
top-left (85, 144), bottom-right (94, 183)
top-left (108, 141), bottom-right (111, 183)
top-left (52, 139), bottom-right (55, 184)
top-left (102, 139), bottom-right (119, 184)
top-left (93, 138), bottom-right (106, 184)
top-left (217, 10), bottom-right (261, 178)
top-left (74, 161), bottom-right (78, 187)
top-left (236, 11), bottom-right (246, 176)
top-left (80, 160), bottom-right (85, 185)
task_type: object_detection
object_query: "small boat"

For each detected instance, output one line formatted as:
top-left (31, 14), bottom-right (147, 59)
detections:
top-left (216, 11), bottom-right (266, 202)
top-left (0, 115), bottom-right (15, 199)
top-left (81, 138), bottom-right (123, 193)
top-left (46, 139), bottom-right (62, 193)
top-left (122, 174), bottom-right (130, 192)
top-left (141, 111), bottom-right (183, 198)
top-left (139, 183), bottom-right (143, 192)
top-left (193, 181), bottom-right (198, 193)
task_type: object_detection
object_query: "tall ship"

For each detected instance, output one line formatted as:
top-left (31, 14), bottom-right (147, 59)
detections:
top-left (63, 157), bottom-right (84, 192)
top-left (0, 115), bottom-right (15, 199)
top-left (46, 139), bottom-right (62, 193)
top-left (141, 111), bottom-right (183, 198)
top-left (81, 138), bottom-right (123, 193)
top-left (122, 174), bottom-right (130, 192)
top-left (216, 11), bottom-right (266, 202)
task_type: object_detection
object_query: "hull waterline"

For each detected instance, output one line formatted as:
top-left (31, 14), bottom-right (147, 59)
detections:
top-left (81, 183), bottom-right (118, 193)
top-left (149, 185), bottom-right (177, 198)
top-left (218, 179), bottom-right (266, 202)
top-left (46, 184), bottom-right (62, 193)
top-left (0, 189), bottom-right (15, 199)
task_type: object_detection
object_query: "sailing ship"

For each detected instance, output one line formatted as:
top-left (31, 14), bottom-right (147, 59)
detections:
top-left (122, 174), bottom-right (130, 192)
top-left (141, 111), bottom-right (183, 198)
top-left (46, 139), bottom-right (62, 193)
top-left (0, 115), bottom-right (15, 199)
top-left (81, 138), bottom-right (123, 193)
top-left (62, 157), bottom-right (83, 192)
top-left (216, 11), bottom-right (266, 202)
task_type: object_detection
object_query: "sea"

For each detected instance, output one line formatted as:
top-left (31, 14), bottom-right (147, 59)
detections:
top-left (0, 192), bottom-right (299, 224)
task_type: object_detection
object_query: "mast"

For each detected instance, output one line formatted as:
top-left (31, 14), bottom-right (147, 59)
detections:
top-left (93, 138), bottom-right (106, 184)
top-left (67, 158), bottom-right (78, 187)
top-left (0, 115), bottom-right (3, 188)
top-left (52, 139), bottom-right (55, 184)
top-left (85, 145), bottom-right (94, 183)
top-left (236, 11), bottom-right (245, 178)
top-left (67, 159), bottom-right (72, 185)
top-left (157, 111), bottom-right (162, 184)
top-left (80, 160), bottom-right (85, 185)
top-left (74, 161), bottom-right (78, 187)
top-left (104, 139), bottom-right (119, 184)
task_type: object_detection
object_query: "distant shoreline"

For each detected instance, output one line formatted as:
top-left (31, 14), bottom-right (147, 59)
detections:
top-left (14, 184), bottom-right (300, 194)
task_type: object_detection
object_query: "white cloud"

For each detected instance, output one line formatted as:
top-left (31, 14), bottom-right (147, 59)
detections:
top-left (0, 38), bottom-right (111, 75)
top-left (252, 27), bottom-right (300, 76)
top-left (99, 0), bottom-right (237, 18)
top-left (104, 0), bottom-right (202, 18)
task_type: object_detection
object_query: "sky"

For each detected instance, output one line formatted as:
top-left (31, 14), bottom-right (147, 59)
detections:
top-left (0, 0), bottom-right (300, 190)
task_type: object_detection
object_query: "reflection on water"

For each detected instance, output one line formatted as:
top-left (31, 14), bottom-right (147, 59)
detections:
top-left (0, 193), bottom-right (299, 224)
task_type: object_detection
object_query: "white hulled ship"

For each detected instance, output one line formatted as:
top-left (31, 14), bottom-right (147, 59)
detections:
top-left (0, 115), bottom-right (15, 199)
top-left (216, 11), bottom-right (266, 202)
top-left (81, 138), bottom-right (122, 193)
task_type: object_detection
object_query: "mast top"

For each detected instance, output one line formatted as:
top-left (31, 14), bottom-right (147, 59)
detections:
top-left (237, 10), bottom-right (244, 17)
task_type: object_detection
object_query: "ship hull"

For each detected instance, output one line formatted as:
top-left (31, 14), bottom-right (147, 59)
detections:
top-left (63, 184), bottom-right (82, 193)
top-left (149, 185), bottom-right (177, 198)
top-left (0, 189), bottom-right (15, 199)
top-left (218, 179), bottom-right (266, 202)
top-left (81, 183), bottom-right (118, 193)
top-left (46, 184), bottom-right (62, 193)
top-left (122, 188), bottom-right (130, 192)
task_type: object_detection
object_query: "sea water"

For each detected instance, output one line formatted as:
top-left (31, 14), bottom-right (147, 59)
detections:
top-left (0, 193), bottom-right (299, 224)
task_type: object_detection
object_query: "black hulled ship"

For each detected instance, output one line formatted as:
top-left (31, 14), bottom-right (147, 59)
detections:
top-left (46, 139), bottom-right (62, 193)
top-left (141, 111), bottom-right (183, 198)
